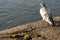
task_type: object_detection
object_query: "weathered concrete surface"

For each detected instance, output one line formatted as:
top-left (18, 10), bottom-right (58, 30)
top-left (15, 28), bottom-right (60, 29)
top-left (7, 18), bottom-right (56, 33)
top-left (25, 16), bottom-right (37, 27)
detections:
top-left (0, 20), bottom-right (40, 34)
top-left (0, 16), bottom-right (60, 40)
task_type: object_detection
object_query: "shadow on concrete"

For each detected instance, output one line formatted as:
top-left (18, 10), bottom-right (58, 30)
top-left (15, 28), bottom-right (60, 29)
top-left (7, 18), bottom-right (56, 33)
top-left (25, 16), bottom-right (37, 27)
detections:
top-left (55, 20), bottom-right (60, 27)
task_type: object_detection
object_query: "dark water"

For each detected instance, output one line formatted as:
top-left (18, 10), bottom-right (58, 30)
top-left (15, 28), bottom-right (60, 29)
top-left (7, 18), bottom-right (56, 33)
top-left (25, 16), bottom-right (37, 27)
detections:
top-left (0, 0), bottom-right (60, 30)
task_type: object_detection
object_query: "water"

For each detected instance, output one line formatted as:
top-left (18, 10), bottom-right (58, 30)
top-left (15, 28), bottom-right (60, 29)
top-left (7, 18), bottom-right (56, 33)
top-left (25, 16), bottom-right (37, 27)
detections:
top-left (0, 0), bottom-right (60, 30)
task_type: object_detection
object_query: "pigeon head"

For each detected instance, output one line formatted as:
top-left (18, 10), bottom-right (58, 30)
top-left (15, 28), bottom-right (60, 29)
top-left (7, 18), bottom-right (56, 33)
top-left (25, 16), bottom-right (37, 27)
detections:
top-left (40, 2), bottom-right (46, 8)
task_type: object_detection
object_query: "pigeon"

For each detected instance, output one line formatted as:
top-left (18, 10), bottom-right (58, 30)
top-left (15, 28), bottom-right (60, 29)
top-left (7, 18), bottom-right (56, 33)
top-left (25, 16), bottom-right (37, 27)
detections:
top-left (40, 2), bottom-right (55, 26)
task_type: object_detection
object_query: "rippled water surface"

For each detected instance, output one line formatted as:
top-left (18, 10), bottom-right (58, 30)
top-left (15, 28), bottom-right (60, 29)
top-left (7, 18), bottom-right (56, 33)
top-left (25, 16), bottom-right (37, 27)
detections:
top-left (0, 0), bottom-right (60, 30)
